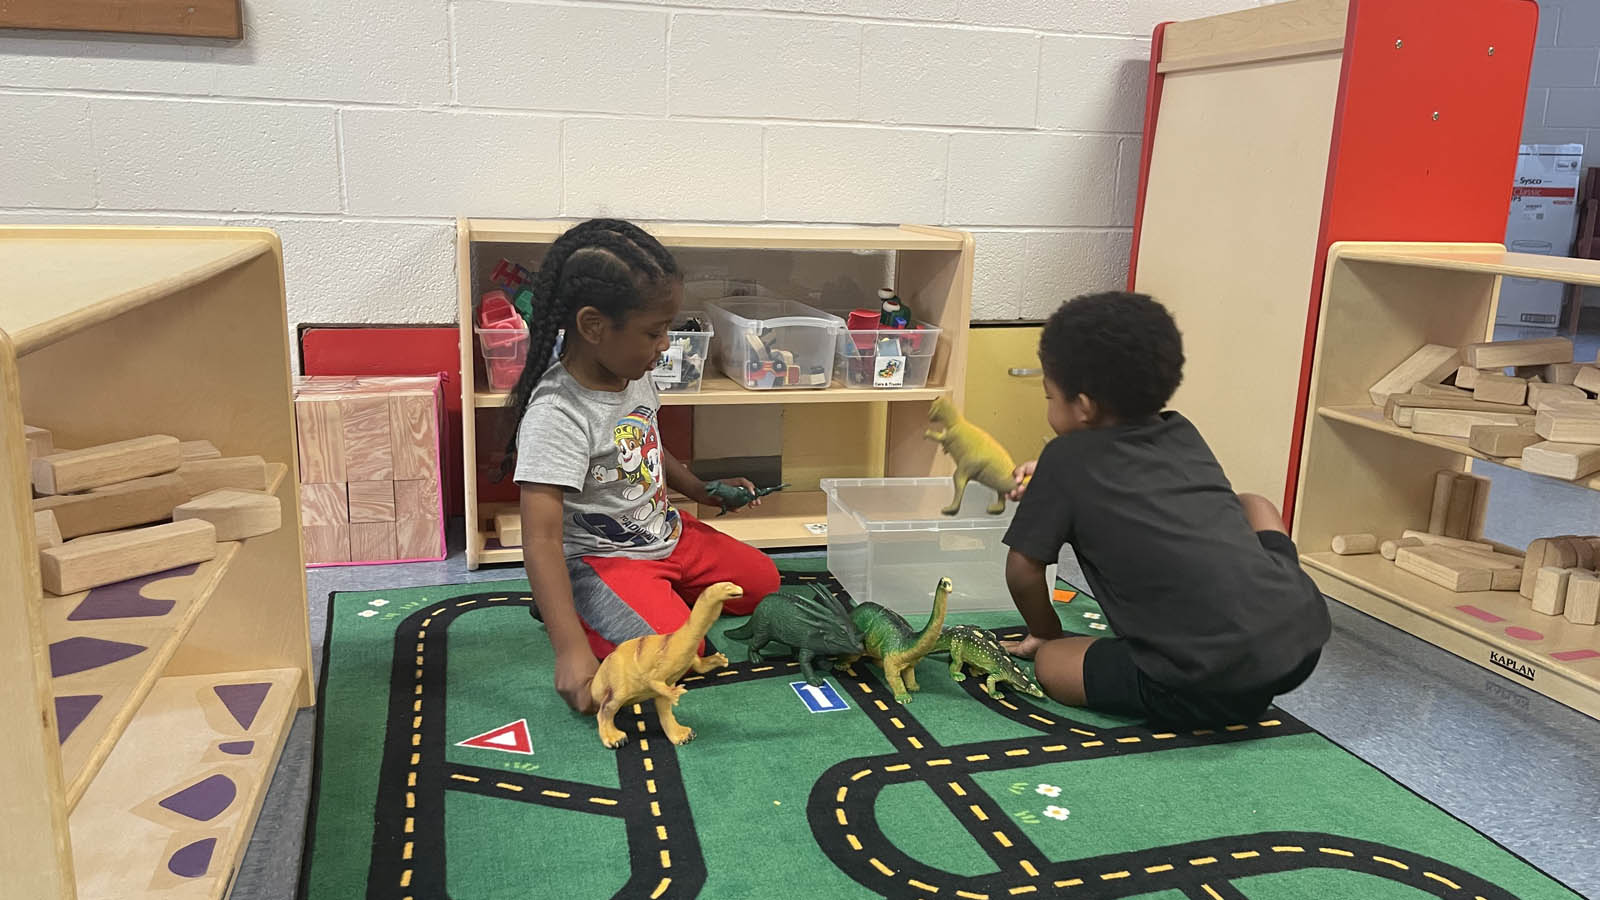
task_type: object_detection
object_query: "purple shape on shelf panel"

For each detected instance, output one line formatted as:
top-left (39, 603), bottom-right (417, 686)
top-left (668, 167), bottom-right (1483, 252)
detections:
top-left (218, 740), bottom-right (255, 756)
top-left (159, 774), bottom-right (237, 822)
top-left (67, 564), bottom-right (196, 621)
top-left (48, 636), bottom-right (146, 678)
top-left (1504, 626), bottom-right (1544, 642)
top-left (1552, 648), bottom-right (1600, 662)
top-left (167, 837), bottom-right (217, 878)
top-left (54, 694), bottom-right (102, 743)
top-left (214, 682), bottom-right (271, 730)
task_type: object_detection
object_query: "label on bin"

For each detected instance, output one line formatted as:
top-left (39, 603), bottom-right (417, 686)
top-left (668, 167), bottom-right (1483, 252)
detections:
top-left (873, 355), bottom-right (906, 388)
top-left (653, 347), bottom-right (684, 384)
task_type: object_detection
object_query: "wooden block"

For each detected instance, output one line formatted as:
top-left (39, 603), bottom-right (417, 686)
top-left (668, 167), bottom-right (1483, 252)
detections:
top-left (1467, 424), bottom-right (1540, 457)
top-left (1519, 441), bottom-right (1600, 480)
top-left (31, 434), bottom-right (181, 495)
top-left (495, 511), bottom-right (524, 548)
top-left (1545, 362), bottom-right (1586, 385)
top-left (299, 482), bottom-right (348, 526)
top-left (1460, 336), bottom-right (1573, 369)
top-left (302, 524), bottom-right (351, 564)
top-left (1527, 382), bottom-right (1589, 411)
top-left (396, 518), bottom-right (442, 560)
top-left (1330, 533), bottom-right (1377, 555)
top-left (1490, 566), bottom-right (1524, 592)
top-left (1452, 367), bottom-right (1485, 390)
top-left (1409, 383), bottom-right (1472, 401)
top-left (33, 509), bottom-right (62, 550)
top-left (32, 473), bottom-right (188, 539)
top-left (38, 519), bottom-right (217, 595)
top-left (350, 522), bottom-right (398, 562)
top-left (388, 392), bottom-right (440, 482)
top-left (1558, 536), bottom-right (1597, 570)
top-left (1387, 394), bottom-right (1532, 426)
top-left (1368, 344), bottom-right (1460, 406)
top-left (1381, 537), bottom-right (1423, 560)
top-left (24, 424), bottom-right (53, 459)
top-left (1463, 472), bottom-right (1490, 540)
top-left (178, 439), bottom-right (222, 462)
top-left (341, 397), bottom-right (394, 481)
top-left (1427, 470), bottom-right (1453, 533)
top-left (1411, 409), bottom-right (1533, 439)
top-left (1402, 530), bottom-right (1494, 553)
top-left (1573, 365), bottom-right (1600, 394)
top-left (348, 481), bottom-right (397, 524)
top-left (177, 455), bottom-right (269, 498)
top-left (1395, 546), bottom-right (1492, 592)
top-left (1534, 407), bottom-right (1600, 444)
top-left (172, 488), bottom-right (281, 541)
top-left (1521, 538), bottom-right (1582, 598)
top-left (393, 479), bottom-right (438, 522)
top-left (1472, 373), bottom-right (1528, 406)
top-left (1407, 542), bottom-right (1521, 590)
top-left (1442, 473), bottom-right (1476, 540)
top-left (1531, 566), bottom-right (1572, 616)
top-left (1564, 572), bottom-right (1600, 625)
top-left (295, 397), bottom-right (346, 483)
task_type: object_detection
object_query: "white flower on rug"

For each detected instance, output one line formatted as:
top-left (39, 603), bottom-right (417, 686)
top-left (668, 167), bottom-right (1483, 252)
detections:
top-left (368, 599), bottom-right (389, 607)
top-left (1044, 805), bottom-right (1070, 821)
top-left (1035, 784), bottom-right (1061, 798)
top-left (357, 610), bottom-right (378, 618)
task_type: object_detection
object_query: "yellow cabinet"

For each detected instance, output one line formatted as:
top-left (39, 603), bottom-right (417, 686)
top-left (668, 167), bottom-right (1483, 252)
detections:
top-left (963, 324), bottom-right (1051, 465)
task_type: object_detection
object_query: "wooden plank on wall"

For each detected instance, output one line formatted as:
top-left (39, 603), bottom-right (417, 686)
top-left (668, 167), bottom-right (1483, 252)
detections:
top-left (0, 0), bottom-right (243, 39)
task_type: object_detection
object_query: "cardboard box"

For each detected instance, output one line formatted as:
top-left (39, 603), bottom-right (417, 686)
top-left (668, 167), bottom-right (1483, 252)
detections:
top-left (1497, 144), bottom-right (1584, 329)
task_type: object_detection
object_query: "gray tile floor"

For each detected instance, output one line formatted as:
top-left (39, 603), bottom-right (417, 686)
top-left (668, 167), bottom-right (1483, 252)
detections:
top-left (238, 531), bottom-right (1600, 900)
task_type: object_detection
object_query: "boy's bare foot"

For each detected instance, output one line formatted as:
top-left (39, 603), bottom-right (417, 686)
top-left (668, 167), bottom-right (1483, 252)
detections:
top-left (1002, 633), bottom-right (1047, 659)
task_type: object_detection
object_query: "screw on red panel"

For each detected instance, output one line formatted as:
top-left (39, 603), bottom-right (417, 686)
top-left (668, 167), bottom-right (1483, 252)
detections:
top-left (1433, 112), bottom-right (1441, 121)
top-left (1488, 46), bottom-right (1496, 56)
top-left (1395, 39), bottom-right (1403, 48)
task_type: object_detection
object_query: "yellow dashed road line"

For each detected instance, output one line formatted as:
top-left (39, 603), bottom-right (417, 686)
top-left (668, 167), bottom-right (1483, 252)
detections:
top-left (908, 876), bottom-right (939, 893)
top-left (1189, 856), bottom-right (1216, 866)
top-left (1081, 741), bottom-right (1104, 748)
top-left (891, 717), bottom-right (905, 729)
top-left (1145, 864), bottom-right (1173, 873)
top-left (927, 758), bottom-right (951, 766)
top-left (650, 878), bottom-right (671, 899)
top-left (851, 769), bottom-right (872, 781)
top-left (967, 753), bottom-right (990, 762)
top-left (496, 782), bottom-right (524, 792)
top-left (1232, 851), bottom-right (1259, 860)
top-left (836, 786), bottom-right (848, 803)
top-left (1004, 749), bottom-right (1029, 757)
top-left (992, 831), bottom-right (1013, 848)
top-left (869, 858), bottom-right (895, 876)
top-left (998, 701), bottom-right (1018, 711)
top-left (1320, 847), bottom-right (1354, 858)
top-left (1042, 744), bottom-right (1066, 752)
top-left (590, 796), bottom-right (618, 806)
top-left (836, 808), bottom-right (849, 826)
top-left (656, 825), bottom-right (667, 841)
top-left (1425, 872), bottom-right (1462, 890)
top-left (908, 737), bottom-right (924, 749)
top-left (846, 833), bottom-right (863, 851)
top-left (956, 890), bottom-right (989, 899)
top-left (400, 869), bottom-right (412, 887)
top-left (1201, 886), bottom-right (1224, 900)
top-left (886, 763), bottom-right (911, 772)
top-left (1020, 860), bottom-right (1039, 877)
top-left (948, 782), bottom-right (967, 796)
top-left (1116, 737), bottom-right (1141, 744)
top-left (1054, 879), bottom-right (1083, 888)
top-left (969, 804), bottom-right (988, 821)
top-left (1272, 846), bottom-right (1304, 853)
top-left (660, 849), bottom-right (672, 869)
top-left (540, 790), bottom-right (570, 799)
top-left (1373, 856), bottom-right (1409, 870)
top-left (1069, 728), bottom-right (1095, 737)
top-left (1007, 886), bottom-right (1036, 895)
top-left (650, 801), bottom-right (661, 817)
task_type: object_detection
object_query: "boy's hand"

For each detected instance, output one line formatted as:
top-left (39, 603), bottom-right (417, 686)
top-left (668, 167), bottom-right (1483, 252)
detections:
top-left (555, 646), bottom-right (600, 715)
top-left (1008, 461), bottom-right (1037, 501)
top-left (1002, 633), bottom-right (1048, 660)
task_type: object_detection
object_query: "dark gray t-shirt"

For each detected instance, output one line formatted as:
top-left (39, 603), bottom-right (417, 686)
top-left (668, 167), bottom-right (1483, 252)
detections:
top-left (513, 362), bottom-right (683, 560)
top-left (1004, 412), bottom-right (1329, 692)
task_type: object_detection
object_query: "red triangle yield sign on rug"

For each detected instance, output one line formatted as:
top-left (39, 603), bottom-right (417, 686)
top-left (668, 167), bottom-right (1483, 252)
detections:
top-left (455, 719), bottom-right (533, 755)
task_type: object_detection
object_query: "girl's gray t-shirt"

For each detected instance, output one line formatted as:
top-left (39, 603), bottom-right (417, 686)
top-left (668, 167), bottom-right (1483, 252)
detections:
top-left (513, 362), bottom-right (683, 560)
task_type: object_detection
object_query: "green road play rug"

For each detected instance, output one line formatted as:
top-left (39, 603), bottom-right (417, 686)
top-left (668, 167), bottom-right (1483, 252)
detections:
top-left (299, 559), bottom-right (1582, 900)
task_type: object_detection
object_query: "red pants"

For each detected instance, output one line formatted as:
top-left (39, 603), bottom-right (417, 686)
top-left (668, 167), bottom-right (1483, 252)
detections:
top-left (573, 513), bottom-right (775, 658)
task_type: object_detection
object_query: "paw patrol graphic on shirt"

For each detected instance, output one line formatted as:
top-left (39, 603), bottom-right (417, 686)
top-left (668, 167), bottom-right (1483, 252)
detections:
top-left (583, 406), bottom-right (681, 544)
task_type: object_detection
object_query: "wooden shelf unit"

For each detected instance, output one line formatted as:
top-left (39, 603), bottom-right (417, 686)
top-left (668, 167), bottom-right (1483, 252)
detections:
top-left (1, 227), bottom-right (314, 900)
top-left (458, 219), bottom-right (974, 568)
top-left (1293, 241), bottom-right (1600, 720)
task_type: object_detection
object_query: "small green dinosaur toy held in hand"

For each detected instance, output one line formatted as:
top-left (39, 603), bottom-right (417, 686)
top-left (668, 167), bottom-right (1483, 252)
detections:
top-left (924, 397), bottom-right (1017, 515)
top-left (700, 480), bottom-right (788, 516)
top-left (935, 624), bottom-right (1045, 699)
top-left (847, 577), bottom-right (951, 703)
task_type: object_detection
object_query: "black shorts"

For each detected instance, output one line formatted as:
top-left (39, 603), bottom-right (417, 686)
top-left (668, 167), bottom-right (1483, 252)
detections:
top-left (1081, 531), bottom-right (1321, 729)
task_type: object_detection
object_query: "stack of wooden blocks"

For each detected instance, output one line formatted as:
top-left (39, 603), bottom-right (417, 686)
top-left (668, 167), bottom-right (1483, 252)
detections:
top-left (1522, 535), bottom-right (1600, 626)
top-left (293, 376), bottom-right (446, 565)
top-left (1367, 336), bottom-right (1600, 481)
top-left (26, 429), bottom-right (282, 595)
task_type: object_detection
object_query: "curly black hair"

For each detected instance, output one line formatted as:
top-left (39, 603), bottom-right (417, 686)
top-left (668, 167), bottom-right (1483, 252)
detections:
top-left (500, 219), bottom-right (681, 466)
top-left (1038, 291), bottom-right (1184, 421)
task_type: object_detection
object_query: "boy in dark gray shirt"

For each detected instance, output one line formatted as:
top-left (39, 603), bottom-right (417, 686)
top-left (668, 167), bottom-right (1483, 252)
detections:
top-left (1002, 291), bottom-right (1330, 728)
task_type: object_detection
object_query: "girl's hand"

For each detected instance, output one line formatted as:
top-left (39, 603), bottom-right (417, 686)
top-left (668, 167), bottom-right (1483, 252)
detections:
top-left (1001, 633), bottom-right (1048, 660)
top-left (555, 645), bottom-right (600, 715)
top-left (1007, 460), bottom-right (1037, 501)
top-left (694, 477), bottom-right (762, 513)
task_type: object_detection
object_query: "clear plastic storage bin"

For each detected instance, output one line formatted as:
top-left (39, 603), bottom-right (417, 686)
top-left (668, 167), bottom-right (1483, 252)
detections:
top-left (652, 314), bottom-right (713, 394)
top-left (475, 291), bottom-right (530, 392)
top-left (823, 477), bottom-right (1051, 614)
top-left (835, 323), bottom-right (941, 389)
top-left (706, 298), bottom-right (845, 390)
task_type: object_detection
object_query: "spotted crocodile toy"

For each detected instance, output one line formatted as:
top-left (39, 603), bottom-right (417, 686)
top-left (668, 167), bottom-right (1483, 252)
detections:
top-left (723, 584), bottom-right (863, 686)
top-left (847, 577), bottom-right (951, 703)
top-left (935, 624), bottom-right (1045, 700)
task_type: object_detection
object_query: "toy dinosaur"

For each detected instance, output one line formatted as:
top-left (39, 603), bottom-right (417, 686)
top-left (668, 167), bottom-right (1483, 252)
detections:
top-left (935, 624), bottom-right (1045, 699)
top-left (701, 480), bottom-right (788, 516)
top-left (589, 582), bottom-right (740, 748)
top-left (925, 396), bottom-right (1016, 515)
top-left (847, 577), bottom-right (951, 703)
top-left (724, 584), bottom-right (863, 685)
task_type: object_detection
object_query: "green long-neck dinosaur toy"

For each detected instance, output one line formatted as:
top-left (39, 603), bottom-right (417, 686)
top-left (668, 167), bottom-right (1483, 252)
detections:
top-left (848, 577), bottom-right (951, 703)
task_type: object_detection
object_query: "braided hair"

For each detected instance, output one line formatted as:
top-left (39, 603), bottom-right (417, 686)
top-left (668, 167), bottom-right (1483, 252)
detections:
top-left (501, 219), bottom-right (681, 467)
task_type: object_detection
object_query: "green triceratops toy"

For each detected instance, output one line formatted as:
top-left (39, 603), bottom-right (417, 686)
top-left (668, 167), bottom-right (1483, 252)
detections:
top-left (723, 584), bottom-right (863, 686)
top-left (701, 480), bottom-right (788, 516)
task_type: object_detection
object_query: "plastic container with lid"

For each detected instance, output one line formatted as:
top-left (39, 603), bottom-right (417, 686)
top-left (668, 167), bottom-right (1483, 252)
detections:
top-left (651, 313), bottom-right (714, 394)
top-left (705, 297), bottom-right (845, 390)
top-left (476, 291), bottom-right (529, 392)
top-left (835, 322), bottom-right (941, 389)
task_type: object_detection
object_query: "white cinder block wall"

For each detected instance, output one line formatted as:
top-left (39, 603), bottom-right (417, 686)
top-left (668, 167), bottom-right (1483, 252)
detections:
top-left (1, 0), bottom-right (1265, 355)
top-left (1523, 0), bottom-right (1600, 173)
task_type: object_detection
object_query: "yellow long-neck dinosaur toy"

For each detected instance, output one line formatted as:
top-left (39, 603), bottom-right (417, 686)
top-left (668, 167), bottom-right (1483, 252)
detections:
top-left (924, 396), bottom-right (1017, 515)
top-left (590, 582), bottom-right (740, 748)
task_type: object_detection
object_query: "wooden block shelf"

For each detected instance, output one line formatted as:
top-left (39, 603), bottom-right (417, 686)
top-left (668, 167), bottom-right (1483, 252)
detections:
top-left (1, 227), bottom-right (313, 900)
top-left (69, 668), bottom-right (301, 900)
top-left (458, 219), bottom-right (974, 568)
top-left (1294, 242), bottom-right (1600, 721)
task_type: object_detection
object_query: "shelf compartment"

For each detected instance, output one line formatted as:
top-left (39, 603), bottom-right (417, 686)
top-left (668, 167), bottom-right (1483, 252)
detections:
top-left (68, 667), bottom-right (302, 900)
top-left (466, 219), bottom-right (964, 251)
top-left (1317, 405), bottom-right (1600, 490)
top-left (1303, 552), bottom-right (1600, 718)
top-left (41, 463), bottom-right (288, 809)
top-left (473, 376), bottom-right (947, 409)
top-left (1333, 245), bottom-right (1600, 286)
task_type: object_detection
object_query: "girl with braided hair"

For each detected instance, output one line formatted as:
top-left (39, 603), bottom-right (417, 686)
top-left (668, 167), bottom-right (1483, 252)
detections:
top-left (506, 219), bottom-right (777, 715)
